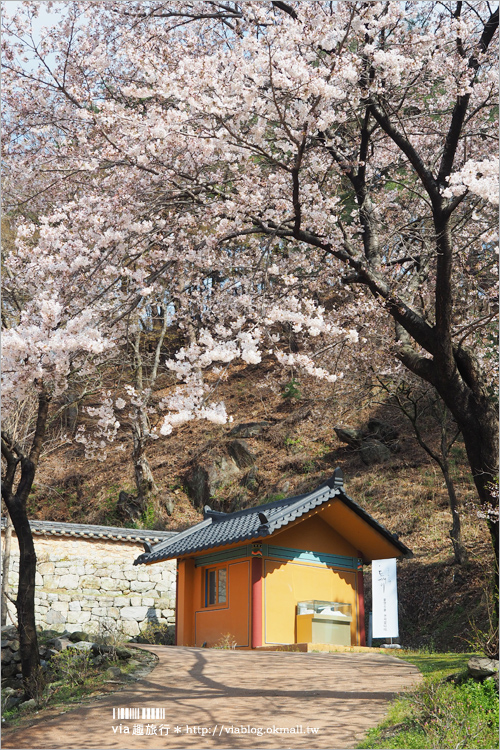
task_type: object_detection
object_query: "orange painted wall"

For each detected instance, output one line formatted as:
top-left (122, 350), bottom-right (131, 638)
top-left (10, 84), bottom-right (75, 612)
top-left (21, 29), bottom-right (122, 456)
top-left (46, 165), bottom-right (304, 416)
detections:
top-left (180, 559), bottom-right (251, 648)
top-left (176, 558), bottom-right (195, 645)
top-left (263, 558), bottom-right (358, 645)
top-left (271, 515), bottom-right (359, 557)
top-left (320, 501), bottom-right (403, 561)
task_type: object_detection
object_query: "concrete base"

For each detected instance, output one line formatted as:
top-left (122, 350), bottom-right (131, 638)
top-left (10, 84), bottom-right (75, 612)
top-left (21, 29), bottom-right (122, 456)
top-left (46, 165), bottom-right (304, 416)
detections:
top-left (256, 642), bottom-right (404, 654)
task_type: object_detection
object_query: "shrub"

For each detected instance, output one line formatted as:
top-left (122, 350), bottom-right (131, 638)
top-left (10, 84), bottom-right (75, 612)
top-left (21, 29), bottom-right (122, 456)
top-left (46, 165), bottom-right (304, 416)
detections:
top-left (359, 666), bottom-right (499, 749)
top-left (213, 633), bottom-right (237, 649)
top-left (92, 617), bottom-right (128, 660)
top-left (411, 677), bottom-right (499, 749)
top-left (465, 587), bottom-right (499, 659)
top-left (282, 378), bottom-right (301, 399)
top-left (48, 648), bottom-right (94, 687)
top-left (135, 622), bottom-right (175, 645)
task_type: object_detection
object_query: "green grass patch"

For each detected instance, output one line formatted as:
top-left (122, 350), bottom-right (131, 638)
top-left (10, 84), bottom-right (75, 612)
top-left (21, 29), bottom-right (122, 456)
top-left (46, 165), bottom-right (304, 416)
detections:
top-left (397, 651), bottom-right (474, 679)
top-left (358, 652), bottom-right (499, 750)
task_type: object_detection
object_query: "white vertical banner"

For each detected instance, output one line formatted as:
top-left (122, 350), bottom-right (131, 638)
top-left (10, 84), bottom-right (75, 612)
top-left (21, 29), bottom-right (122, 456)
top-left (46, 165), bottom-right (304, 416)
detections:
top-left (372, 558), bottom-right (399, 638)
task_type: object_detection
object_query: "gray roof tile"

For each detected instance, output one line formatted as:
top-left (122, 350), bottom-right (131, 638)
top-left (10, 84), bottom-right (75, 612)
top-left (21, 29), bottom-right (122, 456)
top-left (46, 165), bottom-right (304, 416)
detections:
top-left (1, 518), bottom-right (176, 545)
top-left (134, 469), bottom-right (412, 565)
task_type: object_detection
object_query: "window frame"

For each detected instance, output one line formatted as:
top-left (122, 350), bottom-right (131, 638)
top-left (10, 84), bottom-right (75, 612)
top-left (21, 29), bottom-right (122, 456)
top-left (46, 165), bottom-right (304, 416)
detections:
top-left (204, 565), bottom-right (228, 608)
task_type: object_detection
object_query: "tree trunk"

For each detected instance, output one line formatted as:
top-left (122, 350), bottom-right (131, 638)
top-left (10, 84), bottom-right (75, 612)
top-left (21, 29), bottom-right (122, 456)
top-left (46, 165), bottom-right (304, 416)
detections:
top-left (6, 487), bottom-right (40, 692)
top-left (131, 412), bottom-right (157, 512)
top-left (1, 391), bottom-right (50, 692)
top-left (457, 406), bottom-right (499, 561)
top-left (441, 462), bottom-right (467, 566)
top-left (1, 513), bottom-right (13, 626)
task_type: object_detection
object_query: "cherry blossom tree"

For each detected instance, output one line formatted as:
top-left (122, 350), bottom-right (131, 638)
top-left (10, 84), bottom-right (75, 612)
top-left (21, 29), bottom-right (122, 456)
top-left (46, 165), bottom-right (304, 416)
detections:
top-left (76, 0), bottom-right (495, 552)
top-left (1, 1), bottom-right (355, 683)
top-left (2, 0), bottom-right (498, 681)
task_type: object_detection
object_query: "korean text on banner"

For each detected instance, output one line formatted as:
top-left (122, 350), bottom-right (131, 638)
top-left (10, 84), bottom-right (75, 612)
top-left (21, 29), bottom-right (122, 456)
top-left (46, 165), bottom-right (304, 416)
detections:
top-left (372, 558), bottom-right (399, 638)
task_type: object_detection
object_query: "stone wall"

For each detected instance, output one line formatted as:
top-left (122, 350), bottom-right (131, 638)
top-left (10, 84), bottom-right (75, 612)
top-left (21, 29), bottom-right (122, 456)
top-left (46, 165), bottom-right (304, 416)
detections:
top-left (3, 533), bottom-right (176, 638)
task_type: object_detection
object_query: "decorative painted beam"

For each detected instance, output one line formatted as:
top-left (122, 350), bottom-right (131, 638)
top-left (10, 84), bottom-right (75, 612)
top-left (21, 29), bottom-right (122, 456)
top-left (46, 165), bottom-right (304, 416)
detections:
top-left (194, 544), bottom-right (361, 571)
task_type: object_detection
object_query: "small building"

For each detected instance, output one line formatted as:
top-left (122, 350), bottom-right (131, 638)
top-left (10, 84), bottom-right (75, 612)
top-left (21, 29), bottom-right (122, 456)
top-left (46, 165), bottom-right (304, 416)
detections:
top-left (134, 469), bottom-right (412, 649)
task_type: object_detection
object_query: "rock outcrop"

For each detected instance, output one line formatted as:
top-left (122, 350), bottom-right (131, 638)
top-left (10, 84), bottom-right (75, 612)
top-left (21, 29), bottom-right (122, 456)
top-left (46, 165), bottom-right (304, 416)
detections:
top-left (334, 418), bottom-right (400, 464)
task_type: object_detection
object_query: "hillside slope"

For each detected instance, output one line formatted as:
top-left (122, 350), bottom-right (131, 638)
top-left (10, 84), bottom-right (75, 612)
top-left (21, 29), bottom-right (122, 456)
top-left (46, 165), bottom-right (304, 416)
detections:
top-left (28, 361), bottom-right (495, 652)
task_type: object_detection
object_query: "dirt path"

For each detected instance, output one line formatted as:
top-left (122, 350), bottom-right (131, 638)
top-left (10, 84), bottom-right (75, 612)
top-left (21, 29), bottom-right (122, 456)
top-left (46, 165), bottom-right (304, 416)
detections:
top-left (2, 645), bottom-right (421, 750)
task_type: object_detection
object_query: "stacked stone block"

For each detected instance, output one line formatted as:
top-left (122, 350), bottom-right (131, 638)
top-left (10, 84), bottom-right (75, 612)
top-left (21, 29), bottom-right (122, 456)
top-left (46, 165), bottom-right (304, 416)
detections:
top-left (4, 535), bottom-right (176, 638)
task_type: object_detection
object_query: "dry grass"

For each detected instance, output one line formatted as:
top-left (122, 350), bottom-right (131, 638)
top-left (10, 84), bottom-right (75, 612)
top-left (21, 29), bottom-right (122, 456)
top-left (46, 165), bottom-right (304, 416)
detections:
top-left (29, 362), bottom-right (495, 650)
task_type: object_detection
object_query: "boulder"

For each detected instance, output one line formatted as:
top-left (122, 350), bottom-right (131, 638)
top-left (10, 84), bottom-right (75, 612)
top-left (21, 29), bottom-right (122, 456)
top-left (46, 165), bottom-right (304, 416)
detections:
top-left (1, 626), bottom-right (18, 639)
top-left (67, 640), bottom-right (94, 651)
top-left (2, 677), bottom-right (23, 690)
top-left (91, 644), bottom-right (132, 660)
top-left (242, 466), bottom-right (260, 489)
top-left (467, 657), bottom-right (499, 679)
top-left (185, 455), bottom-right (240, 508)
top-left (334, 426), bottom-right (364, 449)
top-left (68, 631), bottom-right (90, 642)
top-left (185, 465), bottom-right (210, 508)
top-left (1, 663), bottom-right (18, 678)
top-left (47, 637), bottom-right (72, 652)
top-left (117, 490), bottom-right (142, 522)
top-left (105, 666), bottom-right (122, 679)
top-left (1, 648), bottom-right (14, 664)
top-left (2, 688), bottom-right (24, 712)
top-left (367, 419), bottom-right (399, 447)
top-left (360, 439), bottom-right (392, 465)
top-left (229, 422), bottom-right (271, 438)
top-left (19, 698), bottom-right (38, 713)
top-left (227, 439), bottom-right (256, 469)
top-left (161, 492), bottom-right (175, 516)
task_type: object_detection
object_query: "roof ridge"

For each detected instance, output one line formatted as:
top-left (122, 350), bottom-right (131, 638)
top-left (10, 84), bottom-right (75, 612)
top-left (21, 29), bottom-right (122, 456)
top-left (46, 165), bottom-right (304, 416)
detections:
top-left (0, 517), bottom-right (177, 540)
top-left (266, 484), bottom-right (336, 527)
top-left (134, 516), bottom-right (213, 561)
top-left (201, 489), bottom-right (312, 521)
top-left (200, 472), bottom-right (344, 523)
top-left (133, 469), bottom-right (413, 566)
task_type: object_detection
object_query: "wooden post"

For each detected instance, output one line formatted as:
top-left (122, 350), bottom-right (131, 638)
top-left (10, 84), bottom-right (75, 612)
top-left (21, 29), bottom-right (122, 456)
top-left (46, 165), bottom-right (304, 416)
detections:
top-left (357, 566), bottom-right (366, 647)
top-left (251, 556), bottom-right (262, 648)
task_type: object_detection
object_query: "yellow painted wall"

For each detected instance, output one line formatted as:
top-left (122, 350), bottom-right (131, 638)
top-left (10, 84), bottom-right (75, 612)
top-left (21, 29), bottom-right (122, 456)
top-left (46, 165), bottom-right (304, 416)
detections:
top-left (263, 558), bottom-right (357, 645)
top-left (271, 515), bottom-right (359, 557)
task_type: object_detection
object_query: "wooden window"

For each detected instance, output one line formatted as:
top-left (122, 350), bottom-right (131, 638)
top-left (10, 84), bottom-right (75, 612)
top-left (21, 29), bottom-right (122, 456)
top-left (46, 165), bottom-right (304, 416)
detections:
top-left (205, 566), bottom-right (227, 607)
top-left (218, 567), bottom-right (227, 603)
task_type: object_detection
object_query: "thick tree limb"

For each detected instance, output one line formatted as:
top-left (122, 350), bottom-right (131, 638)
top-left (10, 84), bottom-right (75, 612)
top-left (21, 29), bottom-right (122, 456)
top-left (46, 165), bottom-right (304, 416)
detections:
top-left (437, 7), bottom-right (499, 185)
top-left (271, 1), bottom-right (298, 20)
top-left (367, 97), bottom-right (440, 206)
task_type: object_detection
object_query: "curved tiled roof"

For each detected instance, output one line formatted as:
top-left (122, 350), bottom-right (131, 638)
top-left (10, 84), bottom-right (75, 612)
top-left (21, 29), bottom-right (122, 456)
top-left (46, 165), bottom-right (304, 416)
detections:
top-left (1, 518), bottom-right (177, 545)
top-left (134, 469), bottom-right (412, 565)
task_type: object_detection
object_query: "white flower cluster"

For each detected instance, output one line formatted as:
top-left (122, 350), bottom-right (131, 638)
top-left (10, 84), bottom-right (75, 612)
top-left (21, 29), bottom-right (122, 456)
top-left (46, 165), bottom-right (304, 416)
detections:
top-left (76, 395), bottom-right (121, 461)
top-left (166, 327), bottom-right (263, 376)
top-left (158, 376), bottom-right (229, 436)
top-left (265, 300), bottom-right (335, 337)
top-left (2, 300), bottom-right (110, 400)
top-left (443, 158), bottom-right (499, 205)
top-left (275, 352), bottom-right (342, 383)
